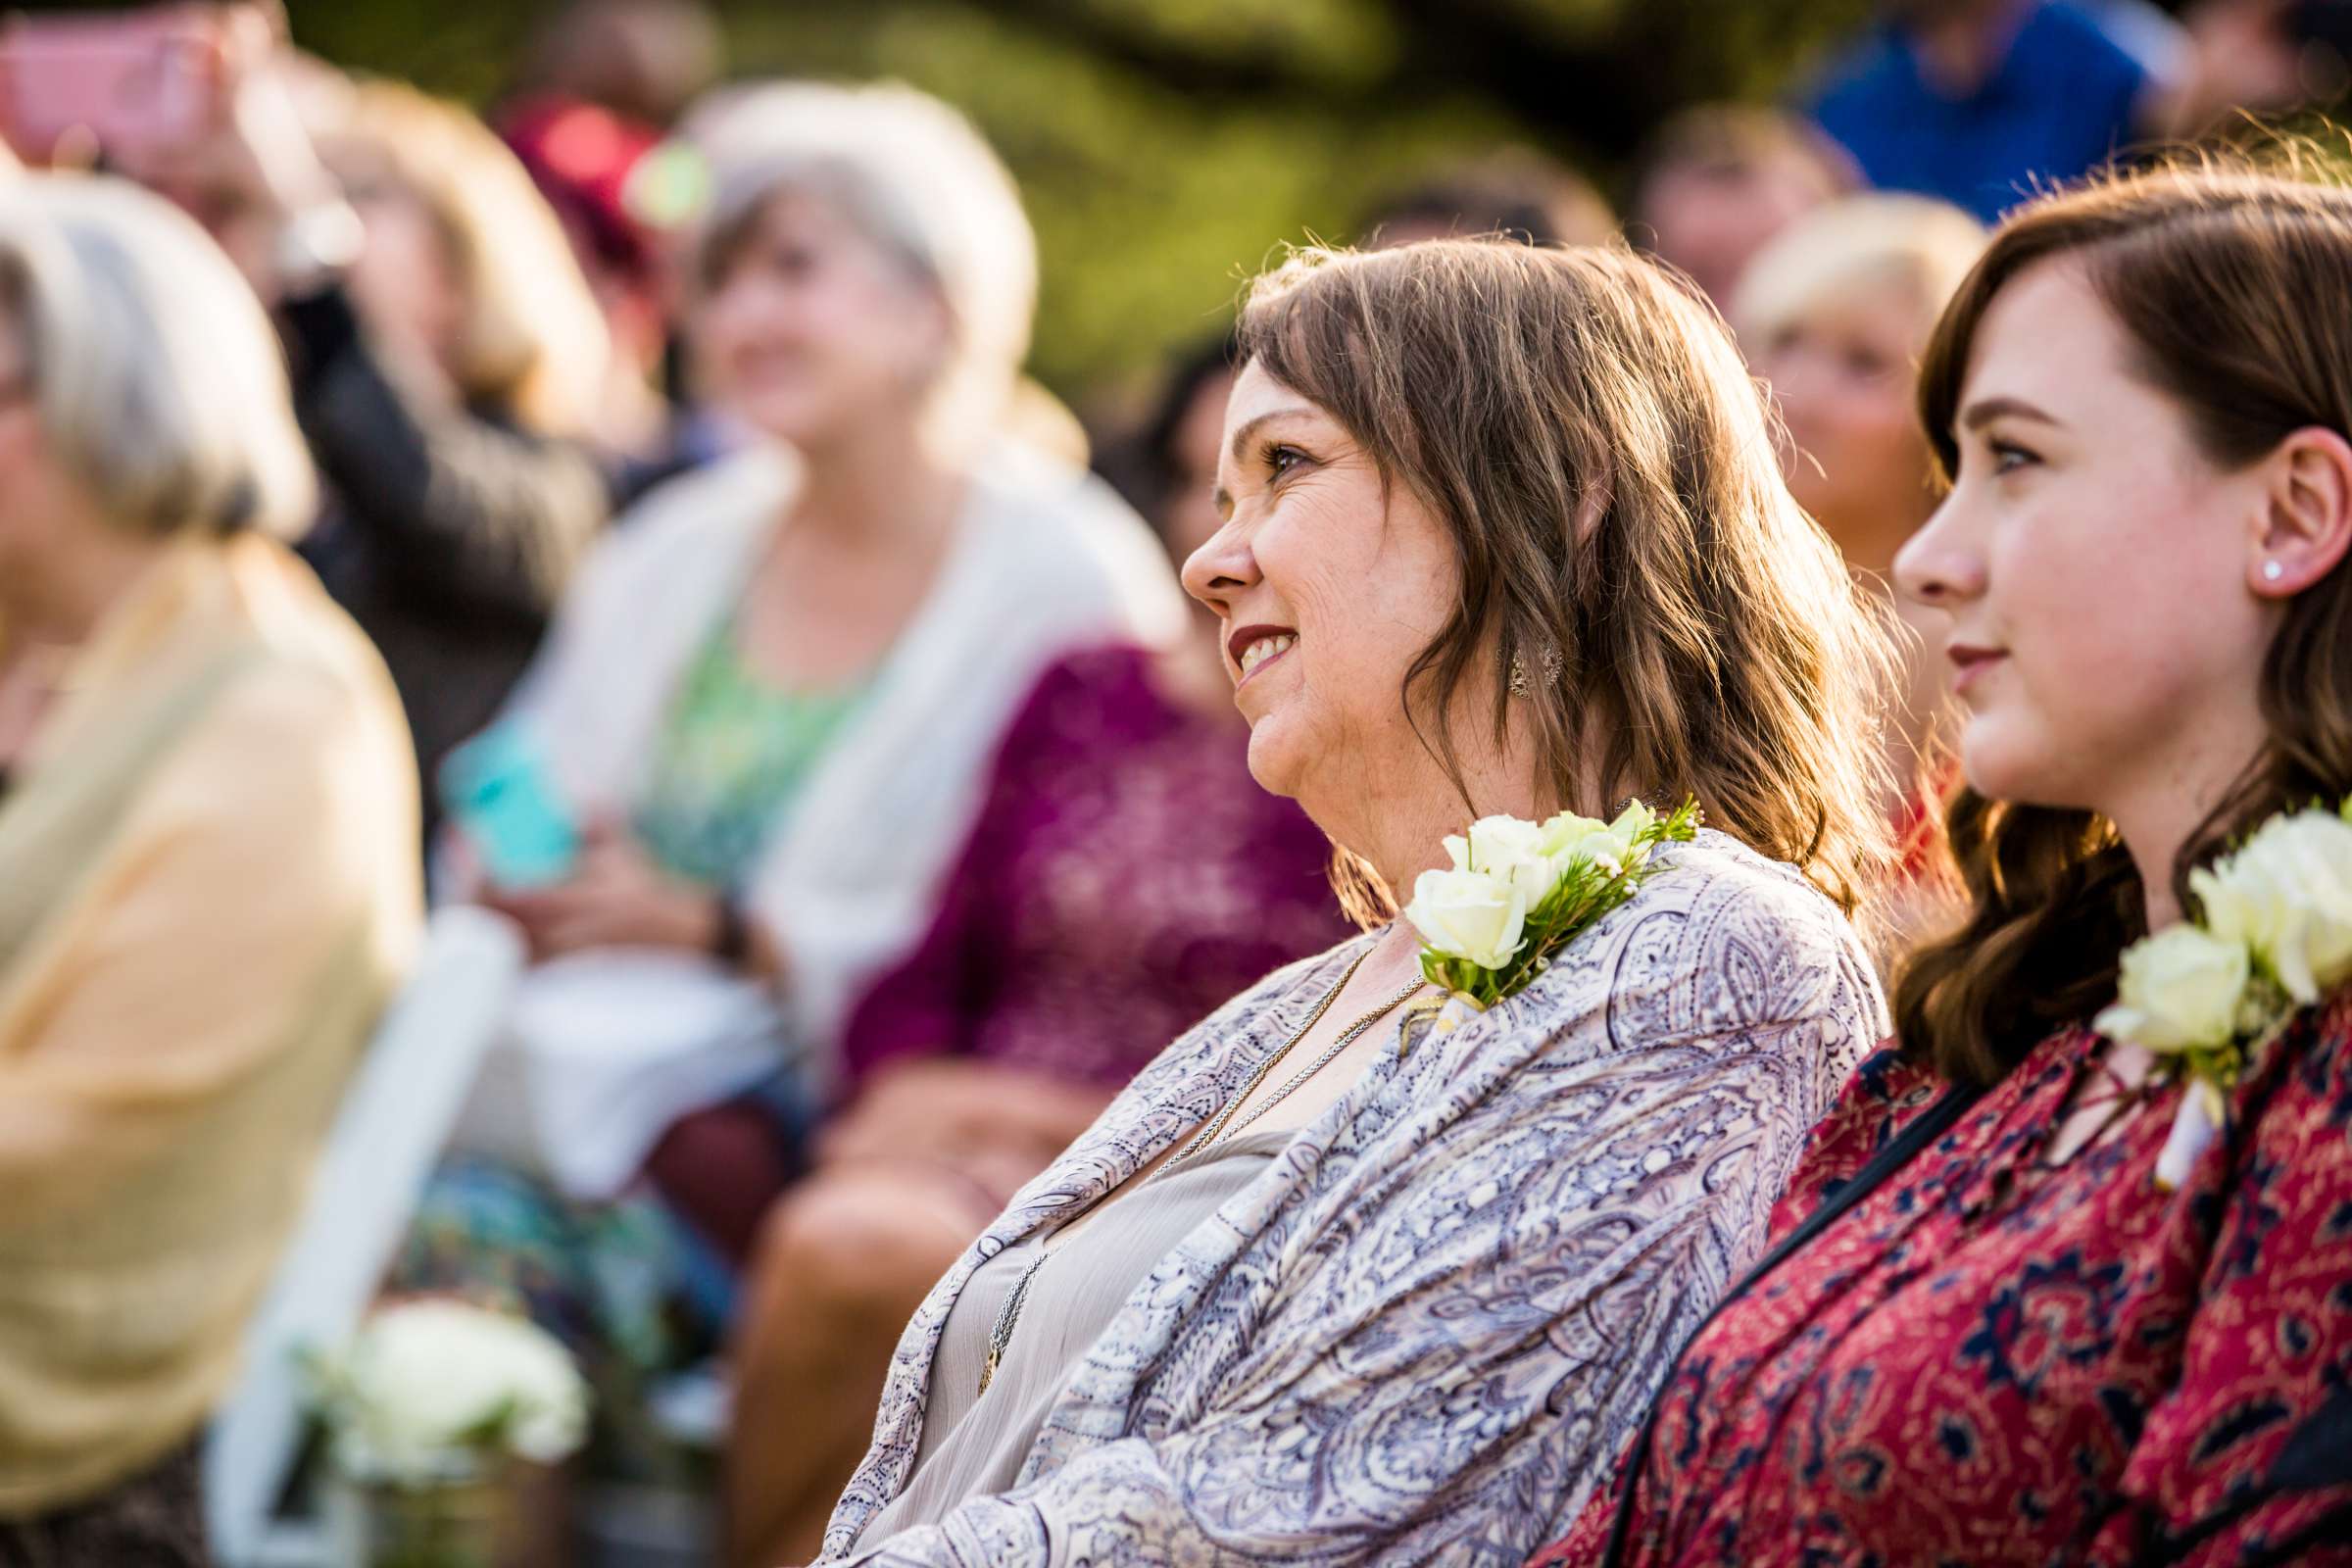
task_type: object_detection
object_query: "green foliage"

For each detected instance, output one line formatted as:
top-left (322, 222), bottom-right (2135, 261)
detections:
top-left (289, 0), bottom-right (1880, 401)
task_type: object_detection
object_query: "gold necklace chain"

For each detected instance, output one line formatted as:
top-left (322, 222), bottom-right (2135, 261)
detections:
top-left (977, 949), bottom-right (1425, 1396)
top-left (1165, 968), bottom-right (1427, 1165)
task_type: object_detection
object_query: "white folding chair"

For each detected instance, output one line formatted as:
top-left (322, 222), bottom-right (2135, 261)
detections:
top-left (205, 905), bottom-right (526, 1567)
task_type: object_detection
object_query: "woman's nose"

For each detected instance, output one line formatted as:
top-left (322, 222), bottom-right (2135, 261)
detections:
top-left (1892, 496), bottom-right (1985, 609)
top-left (1760, 348), bottom-right (1825, 412)
top-left (1181, 517), bottom-right (1258, 614)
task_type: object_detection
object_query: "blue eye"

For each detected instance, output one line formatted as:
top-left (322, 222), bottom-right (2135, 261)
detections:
top-left (1988, 439), bottom-right (2038, 475)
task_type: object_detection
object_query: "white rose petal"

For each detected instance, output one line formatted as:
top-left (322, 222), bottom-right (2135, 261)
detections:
top-left (1462, 814), bottom-right (1566, 906)
top-left (1610, 799), bottom-right (1659, 838)
top-left (2196, 810), bottom-right (2352, 1005)
top-left (2094, 924), bottom-right (2250, 1054)
top-left (1404, 866), bottom-right (1529, 969)
top-left (1580, 828), bottom-right (1634, 877)
top-left (1594, 801), bottom-right (1662, 873)
top-left (1464, 815), bottom-right (1546, 873)
top-left (1536, 809), bottom-right (1608, 858)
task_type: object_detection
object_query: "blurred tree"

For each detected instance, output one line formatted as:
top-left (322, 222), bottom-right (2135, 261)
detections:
top-left (284, 0), bottom-right (1882, 402)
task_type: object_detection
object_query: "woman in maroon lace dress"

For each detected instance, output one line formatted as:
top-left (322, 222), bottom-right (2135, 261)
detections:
top-left (1534, 166), bottom-right (2352, 1568)
top-left (721, 343), bottom-right (1349, 1568)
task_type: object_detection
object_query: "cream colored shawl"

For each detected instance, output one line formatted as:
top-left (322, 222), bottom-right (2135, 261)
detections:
top-left (0, 537), bottom-right (419, 1515)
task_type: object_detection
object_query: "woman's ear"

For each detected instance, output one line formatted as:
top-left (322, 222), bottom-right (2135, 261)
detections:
top-left (906, 279), bottom-right (958, 392)
top-left (2251, 425), bottom-right (2352, 598)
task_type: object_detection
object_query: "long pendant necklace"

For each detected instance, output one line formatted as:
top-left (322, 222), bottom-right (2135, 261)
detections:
top-left (977, 950), bottom-right (1425, 1396)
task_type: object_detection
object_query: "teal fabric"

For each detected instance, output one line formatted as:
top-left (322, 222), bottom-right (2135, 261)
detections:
top-left (631, 614), bottom-right (866, 889)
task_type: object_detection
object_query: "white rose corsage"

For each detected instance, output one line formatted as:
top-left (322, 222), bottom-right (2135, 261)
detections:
top-left (2094, 799), bottom-right (2352, 1190)
top-left (1400, 797), bottom-right (1699, 1045)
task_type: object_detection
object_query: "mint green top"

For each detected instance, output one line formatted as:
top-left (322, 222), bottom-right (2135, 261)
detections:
top-left (632, 613), bottom-right (866, 889)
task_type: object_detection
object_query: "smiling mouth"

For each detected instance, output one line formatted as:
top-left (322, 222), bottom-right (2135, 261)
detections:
top-left (1228, 625), bottom-right (1298, 687)
top-left (1948, 645), bottom-right (2006, 693)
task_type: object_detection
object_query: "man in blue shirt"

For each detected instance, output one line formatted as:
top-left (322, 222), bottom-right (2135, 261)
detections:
top-left (1806, 0), bottom-right (2161, 221)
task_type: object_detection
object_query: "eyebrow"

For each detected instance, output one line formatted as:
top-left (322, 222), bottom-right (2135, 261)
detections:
top-left (1211, 405), bottom-right (1319, 518)
top-left (1226, 406), bottom-right (1317, 467)
top-left (1957, 395), bottom-right (2062, 432)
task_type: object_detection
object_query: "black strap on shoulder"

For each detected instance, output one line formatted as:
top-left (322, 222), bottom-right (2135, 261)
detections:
top-left (1596, 1079), bottom-right (1988, 1567)
top-left (2133, 1386), bottom-right (2352, 1566)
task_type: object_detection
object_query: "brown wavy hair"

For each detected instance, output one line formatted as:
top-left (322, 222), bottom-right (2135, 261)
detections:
top-left (1236, 238), bottom-right (1900, 929)
top-left (1895, 163), bottom-right (2352, 1085)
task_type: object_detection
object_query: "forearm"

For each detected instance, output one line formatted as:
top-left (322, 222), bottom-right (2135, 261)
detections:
top-left (984, 1070), bottom-right (1117, 1151)
top-left (738, 902), bottom-right (791, 989)
top-left (285, 287), bottom-right (607, 619)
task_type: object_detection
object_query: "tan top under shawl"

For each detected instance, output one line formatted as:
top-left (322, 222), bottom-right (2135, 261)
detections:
top-left (849, 1126), bottom-right (1294, 1553)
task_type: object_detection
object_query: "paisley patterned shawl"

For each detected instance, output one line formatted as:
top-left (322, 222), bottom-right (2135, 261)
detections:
top-left (820, 829), bottom-right (1887, 1566)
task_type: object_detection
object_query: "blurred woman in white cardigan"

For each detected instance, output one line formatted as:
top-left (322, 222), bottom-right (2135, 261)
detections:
top-left (398, 83), bottom-right (1180, 1463)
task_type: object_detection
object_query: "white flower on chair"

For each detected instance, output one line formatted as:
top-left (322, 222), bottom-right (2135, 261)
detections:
top-left (307, 1298), bottom-right (590, 1486)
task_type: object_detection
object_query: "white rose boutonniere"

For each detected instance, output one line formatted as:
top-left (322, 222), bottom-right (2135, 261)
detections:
top-left (2095, 798), bottom-right (2352, 1190)
top-left (1406, 797), bottom-right (1698, 1019)
top-left (2192, 810), bottom-right (2352, 1005)
top-left (2094, 924), bottom-right (2249, 1054)
top-left (1401, 866), bottom-right (1529, 971)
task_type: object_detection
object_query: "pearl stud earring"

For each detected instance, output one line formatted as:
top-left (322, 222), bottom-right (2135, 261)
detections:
top-left (2264, 560), bottom-right (2285, 583)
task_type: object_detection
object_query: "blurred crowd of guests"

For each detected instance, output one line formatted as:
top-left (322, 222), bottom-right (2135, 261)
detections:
top-left (0, 0), bottom-right (2340, 1563)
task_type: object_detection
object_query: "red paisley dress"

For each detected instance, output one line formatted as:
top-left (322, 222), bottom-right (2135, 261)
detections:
top-left (1533, 997), bottom-right (2352, 1568)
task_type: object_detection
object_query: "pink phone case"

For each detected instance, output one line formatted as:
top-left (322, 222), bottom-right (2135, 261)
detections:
top-left (0, 12), bottom-right (213, 166)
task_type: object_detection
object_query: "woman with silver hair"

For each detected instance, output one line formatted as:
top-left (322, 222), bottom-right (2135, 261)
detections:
top-left (399, 81), bottom-right (1181, 1482)
top-left (0, 174), bottom-right (418, 1562)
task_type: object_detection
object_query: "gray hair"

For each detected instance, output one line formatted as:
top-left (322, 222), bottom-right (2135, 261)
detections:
top-left (0, 175), bottom-right (315, 539)
top-left (686, 81), bottom-right (1038, 446)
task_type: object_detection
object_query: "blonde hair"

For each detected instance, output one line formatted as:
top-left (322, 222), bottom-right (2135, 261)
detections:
top-left (330, 80), bottom-right (611, 437)
top-left (1732, 193), bottom-right (1988, 349)
top-left (1239, 239), bottom-right (1902, 926)
top-left (0, 173), bottom-right (314, 539)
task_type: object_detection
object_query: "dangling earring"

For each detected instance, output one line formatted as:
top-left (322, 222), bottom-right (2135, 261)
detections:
top-left (1508, 644), bottom-right (1564, 699)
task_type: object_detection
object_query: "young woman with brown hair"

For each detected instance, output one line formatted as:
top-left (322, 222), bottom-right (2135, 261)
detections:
top-left (1535, 163), bottom-right (2352, 1568)
top-left (811, 235), bottom-right (1897, 1566)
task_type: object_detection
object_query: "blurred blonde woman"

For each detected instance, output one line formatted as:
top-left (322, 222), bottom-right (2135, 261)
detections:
top-left (1734, 193), bottom-right (1988, 877)
top-left (144, 46), bottom-right (617, 842)
top-left (0, 175), bottom-right (417, 1565)
top-left (314, 76), bottom-right (612, 440)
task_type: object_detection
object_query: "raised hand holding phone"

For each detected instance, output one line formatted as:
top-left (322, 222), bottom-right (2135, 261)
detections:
top-left (0, 5), bottom-right (354, 302)
top-left (0, 7), bottom-right (220, 171)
